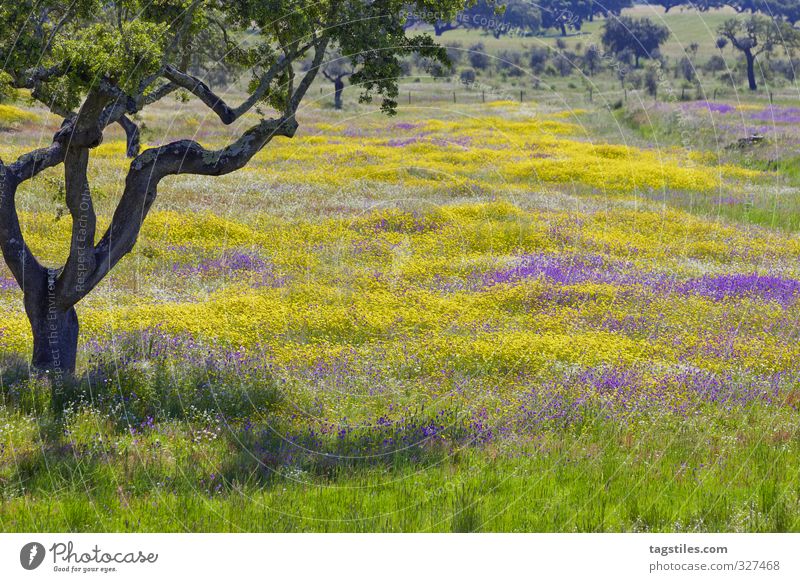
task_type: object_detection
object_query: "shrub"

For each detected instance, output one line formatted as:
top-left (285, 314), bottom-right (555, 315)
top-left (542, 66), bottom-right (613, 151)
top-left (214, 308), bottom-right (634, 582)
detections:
top-left (529, 46), bottom-right (549, 75)
top-left (704, 55), bottom-right (727, 74)
top-left (678, 56), bottom-right (696, 83)
top-left (552, 52), bottom-right (575, 77)
top-left (469, 43), bottom-right (490, 70)
top-left (460, 68), bottom-right (477, 85)
top-left (497, 50), bottom-right (524, 76)
top-left (445, 42), bottom-right (463, 65)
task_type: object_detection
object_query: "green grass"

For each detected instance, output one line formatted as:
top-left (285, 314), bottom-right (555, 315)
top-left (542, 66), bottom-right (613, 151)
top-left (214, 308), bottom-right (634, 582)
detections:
top-left (2, 404), bottom-right (800, 532)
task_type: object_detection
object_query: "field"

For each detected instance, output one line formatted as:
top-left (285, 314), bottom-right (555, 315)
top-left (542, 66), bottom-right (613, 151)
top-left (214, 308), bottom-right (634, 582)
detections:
top-left (2, 8), bottom-right (800, 532)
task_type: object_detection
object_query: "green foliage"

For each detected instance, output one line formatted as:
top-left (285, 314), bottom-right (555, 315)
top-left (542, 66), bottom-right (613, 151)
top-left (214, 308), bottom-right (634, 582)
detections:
top-left (1, 0), bottom-right (467, 116)
top-left (602, 16), bottom-right (670, 68)
top-left (0, 71), bottom-right (14, 103)
top-left (54, 20), bottom-right (167, 101)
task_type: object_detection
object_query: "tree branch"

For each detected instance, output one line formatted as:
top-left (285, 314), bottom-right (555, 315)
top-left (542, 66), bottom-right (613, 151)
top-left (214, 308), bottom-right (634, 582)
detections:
top-left (61, 115), bottom-right (299, 306)
top-left (162, 57), bottom-right (288, 124)
top-left (290, 37), bottom-right (330, 112)
top-left (0, 161), bottom-right (47, 291)
top-left (55, 148), bottom-right (97, 306)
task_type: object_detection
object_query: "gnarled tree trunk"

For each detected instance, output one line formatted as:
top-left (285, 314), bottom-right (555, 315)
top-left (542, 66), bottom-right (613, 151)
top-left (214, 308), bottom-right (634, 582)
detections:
top-left (25, 275), bottom-right (79, 374)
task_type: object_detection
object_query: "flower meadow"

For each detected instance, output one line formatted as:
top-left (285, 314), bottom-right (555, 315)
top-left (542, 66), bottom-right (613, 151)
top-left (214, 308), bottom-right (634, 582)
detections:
top-left (2, 99), bottom-right (800, 532)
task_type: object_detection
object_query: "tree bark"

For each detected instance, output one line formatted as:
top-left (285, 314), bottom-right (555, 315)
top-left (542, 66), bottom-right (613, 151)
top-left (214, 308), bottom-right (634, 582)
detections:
top-left (23, 270), bottom-right (79, 374)
top-left (745, 51), bottom-right (757, 91)
top-left (334, 78), bottom-right (344, 109)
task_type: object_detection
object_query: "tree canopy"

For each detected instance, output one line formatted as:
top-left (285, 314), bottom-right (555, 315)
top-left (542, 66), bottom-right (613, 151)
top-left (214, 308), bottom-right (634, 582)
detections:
top-left (601, 16), bottom-right (670, 67)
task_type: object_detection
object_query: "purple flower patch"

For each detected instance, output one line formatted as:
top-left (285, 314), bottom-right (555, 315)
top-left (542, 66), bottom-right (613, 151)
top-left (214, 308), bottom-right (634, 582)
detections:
top-left (679, 274), bottom-right (800, 305)
top-left (172, 250), bottom-right (287, 287)
top-left (751, 106), bottom-right (800, 124)
top-left (482, 253), bottom-right (674, 290)
top-left (686, 101), bottom-right (736, 114)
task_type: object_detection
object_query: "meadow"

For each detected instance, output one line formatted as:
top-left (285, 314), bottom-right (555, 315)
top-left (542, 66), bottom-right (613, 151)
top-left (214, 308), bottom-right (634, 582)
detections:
top-left (2, 8), bottom-right (800, 532)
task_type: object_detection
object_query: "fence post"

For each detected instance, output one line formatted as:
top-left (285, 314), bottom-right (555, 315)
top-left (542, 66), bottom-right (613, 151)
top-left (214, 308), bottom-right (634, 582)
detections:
top-left (408, 91), bottom-right (411, 105)
top-left (520, 90), bottom-right (524, 102)
top-left (482, 90), bottom-right (485, 103)
top-left (453, 91), bottom-right (456, 104)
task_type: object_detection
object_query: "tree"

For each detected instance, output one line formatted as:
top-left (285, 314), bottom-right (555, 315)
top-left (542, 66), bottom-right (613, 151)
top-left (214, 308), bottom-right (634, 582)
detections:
top-left (647, 0), bottom-right (688, 13)
top-left (321, 51), bottom-right (354, 110)
top-left (539, 0), bottom-right (589, 37)
top-left (0, 0), bottom-right (463, 375)
top-left (590, 0), bottom-right (633, 19)
top-left (601, 16), bottom-right (670, 68)
top-left (717, 15), bottom-right (800, 90)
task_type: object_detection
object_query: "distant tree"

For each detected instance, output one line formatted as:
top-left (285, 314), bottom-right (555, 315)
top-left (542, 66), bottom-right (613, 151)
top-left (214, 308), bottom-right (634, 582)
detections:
top-left (0, 0), bottom-right (463, 375)
top-left (717, 15), bottom-right (800, 90)
top-left (583, 44), bottom-right (603, 76)
top-left (591, 0), bottom-right (633, 18)
top-left (768, 0), bottom-right (800, 24)
top-left (494, 0), bottom-right (542, 36)
top-left (462, 0), bottom-right (541, 38)
top-left (322, 52), bottom-right (354, 110)
top-left (648, 0), bottom-right (688, 13)
top-left (602, 16), bottom-right (670, 68)
top-left (722, 0), bottom-right (800, 22)
top-left (539, 0), bottom-right (590, 37)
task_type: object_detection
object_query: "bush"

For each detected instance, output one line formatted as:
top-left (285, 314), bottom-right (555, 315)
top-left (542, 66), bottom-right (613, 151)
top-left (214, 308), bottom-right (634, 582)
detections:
top-left (627, 71), bottom-right (643, 90)
top-left (583, 44), bottom-right (602, 76)
top-left (770, 59), bottom-right (799, 81)
top-left (445, 42), bottom-right (463, 66)
top-left (529, 46), bottom-right (549, 75)
top-left (497, 50), bottom-right (524, 77)
top-left (469, 43), bottom-right (490, 70)
top-left (460, 68), bottom-right (477, 85)
top-left (552, 52), bottom-right (575, 77)
top-left (645, 66), bottom-right (660, 97)
top-left (678, 56), bottom-right (696, 83)
top-left (704, 55), bottom-right (727, 74)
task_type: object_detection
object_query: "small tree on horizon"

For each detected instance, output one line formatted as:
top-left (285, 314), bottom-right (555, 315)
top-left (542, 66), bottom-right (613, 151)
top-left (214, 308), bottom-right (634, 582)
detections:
top-left (717, 15), bottom-right (800, 91)
top-left (0, 0), bottom-right (464, 376)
